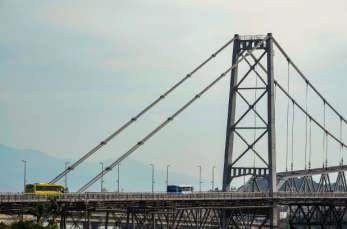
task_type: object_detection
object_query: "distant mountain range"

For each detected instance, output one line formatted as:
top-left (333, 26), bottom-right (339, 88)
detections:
top-left (0, 144), bottom-right (218, 193)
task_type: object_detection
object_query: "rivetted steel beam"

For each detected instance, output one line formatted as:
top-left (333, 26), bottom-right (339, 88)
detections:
top-left (277, 165), bottom-right (347, 179)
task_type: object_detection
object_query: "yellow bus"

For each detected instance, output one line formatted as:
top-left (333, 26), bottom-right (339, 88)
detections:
top-left (25, 183), bottom-right (65, 194)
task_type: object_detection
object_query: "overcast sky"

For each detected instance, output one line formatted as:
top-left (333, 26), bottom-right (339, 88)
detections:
top-left (1, 0), bottom-right (347, 188)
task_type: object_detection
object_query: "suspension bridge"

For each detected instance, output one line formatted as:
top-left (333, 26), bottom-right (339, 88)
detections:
top-left (1, 33), bottom-right (347, 228)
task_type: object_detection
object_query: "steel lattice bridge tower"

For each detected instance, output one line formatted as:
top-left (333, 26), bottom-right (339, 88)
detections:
top-left (222, 33), bottom-right (278, 226)
top-left (222, 33), bottom-right (277, 193)
top-left (2, 33), bottom-right (347, 228)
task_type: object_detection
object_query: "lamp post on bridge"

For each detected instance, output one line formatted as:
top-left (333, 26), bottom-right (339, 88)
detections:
top-left (64, 162), bottom-right (69, 192)
top-left (117, 164), bottom-right (121, 192)
top-left (212, 166), bottom-right (216, 191)
top-left (100, 162), bottom-right (104, 193)
top-left (150, 164), bottom-right (155, 192)
top-left (21, 160), bottom-right (26, 192)
top-left (166, 165), bottom-right (170, 188)
top-left (198, 166), bottom-right (202, 192)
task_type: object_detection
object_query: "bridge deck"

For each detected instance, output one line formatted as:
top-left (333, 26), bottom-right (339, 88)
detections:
top-left (1, 192), bottom-right (347, 204)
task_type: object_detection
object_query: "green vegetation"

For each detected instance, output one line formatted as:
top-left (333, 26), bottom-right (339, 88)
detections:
top-left (0, 221), bottom-right (57, 229)
top-left (0, 198), bottom-right (65, 228)
top-left (26, 198), bottom-right (65, 226)
top-left (278, 218), bottom-right (290, 228)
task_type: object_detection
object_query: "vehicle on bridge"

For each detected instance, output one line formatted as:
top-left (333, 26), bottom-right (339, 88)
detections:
top-left (167, 184), bottom-right (193, 194)
top-left (25, 183), bottom-right (65, 194)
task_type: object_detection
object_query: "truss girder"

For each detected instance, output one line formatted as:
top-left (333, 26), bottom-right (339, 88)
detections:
top-left (277, 165), bottom-right (347, 179)
top-left (289, 204), bottom-right (347, 228)
top-left (99, 207), bottom-right (271, 229)
top-left (277, 171), bottom-right (347, 193)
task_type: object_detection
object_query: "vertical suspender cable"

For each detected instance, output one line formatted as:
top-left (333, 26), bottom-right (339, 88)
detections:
top-left (309, 118), bottom-right (312, 169)
top-left (275, 83), bottom-right (277, 104)
top-left (323, 102), bottom-right (326, 168)
top-left (286, 61), bottom-right (290, 172)
top-left (305, 83), bottom-right (308, 170)
top-left (273, 38), bottom-right (347, 125)
top-left (275, 80), bottom-right (347, 158)
top-left (291, 101), bottom-right (294, 171)
top-left (341, 118), bottom-right (343, 165)
top-left (326, 131), bottom-right (328, 167)
top-left (342, 119), bottom-right (344, 165)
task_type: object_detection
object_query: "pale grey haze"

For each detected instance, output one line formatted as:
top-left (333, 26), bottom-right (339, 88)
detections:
top-left (1, 0), bottom-right (347, 189)
top-left (0, 144), bottom-right (218, 192)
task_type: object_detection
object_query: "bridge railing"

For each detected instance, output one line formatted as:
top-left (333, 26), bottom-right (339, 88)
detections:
top-left (239, 35), bottom-right (266, 40)
top-left (0, 192), bottom-right (267, 202)
top-left (1, 192), bottom-right (347, 203)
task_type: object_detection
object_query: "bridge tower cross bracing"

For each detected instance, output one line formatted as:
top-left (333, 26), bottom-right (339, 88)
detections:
top-left (222, 32), bottom-right (278, 227)
top-left (222, 33), bottom-right (276, 194)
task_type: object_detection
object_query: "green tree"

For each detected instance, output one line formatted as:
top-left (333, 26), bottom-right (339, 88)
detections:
top-left (0, 222), bottom-right (10, 229)
top-left (10, 220), bottom-right (42, 229)
top-left (46, 198), bottom-right (65, 226)
top-left (26, 202), bottom-right (48, 224)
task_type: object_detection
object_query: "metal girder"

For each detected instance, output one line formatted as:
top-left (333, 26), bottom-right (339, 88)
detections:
top-left (289, 204), bottom-right (347, 228)
top-left (277, 165), bottom-right (347, 179)
top-left (277, 170), bottom-right (347, 193)
top-left (334, 172), bottom-right (347, 192)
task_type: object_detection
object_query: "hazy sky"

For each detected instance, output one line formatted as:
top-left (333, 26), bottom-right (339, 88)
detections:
top-left (1, 0), bottom-right (347, 188)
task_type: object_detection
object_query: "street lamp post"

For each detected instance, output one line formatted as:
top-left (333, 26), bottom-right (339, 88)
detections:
top-left (166, 165), bottom-right (170, 187)
top-left (198, 166), bottom-right (202, 192)
top-left (117, 164), bottom-right (121, 192)
top-left (100, 162), bottom-right (104, 193)
top-left (150, 164), bottom-right (154, 192)
top-left (212, 166), bottom-right (216, 191)
top-left (64, 162), bottom-right (69, 191)
top-left (22, 160), bottom-right (26, 192)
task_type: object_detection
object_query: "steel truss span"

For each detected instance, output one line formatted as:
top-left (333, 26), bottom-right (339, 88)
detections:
top-left (0, 192), bottom-right (275, 228)
top-left (4, 192), bottom-right (347, 228)
top-left (59, 206), bottom-right (272, 229)
top-left (289, 204), bottom-right (347, 228)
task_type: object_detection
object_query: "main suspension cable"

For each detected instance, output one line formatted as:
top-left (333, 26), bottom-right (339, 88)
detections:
top-left (77, 36), bottom-right (270, 193)
top-left (246, 50), bottom-right (347, 164)
top-left (48, 36), bottom-right (238, 184)
top-left (273, 38), bottom-right (347, 125)
top-left (275, 80), bottom-right (346, 149)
